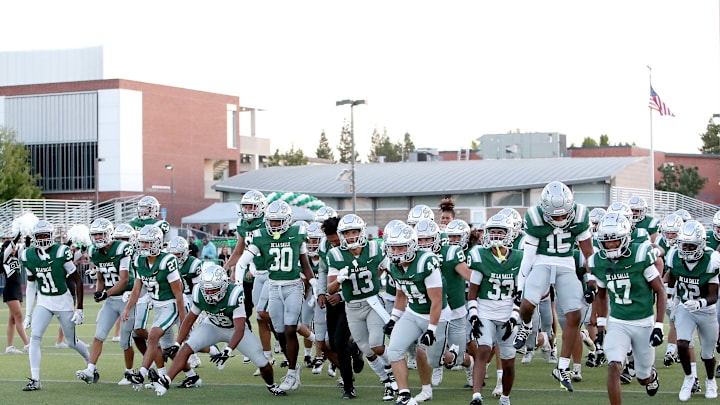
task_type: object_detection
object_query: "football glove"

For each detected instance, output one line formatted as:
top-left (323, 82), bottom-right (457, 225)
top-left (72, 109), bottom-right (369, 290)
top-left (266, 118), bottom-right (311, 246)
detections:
top-left (594, 329), bottom-right (605, 350)
top-left (94, 290), bottom-right (108, 302)
top-left (419, 329), bottom-right (436, 346)
top-left (163, 343), bottom-right (180, 361)
top-left (210, 347), bottom-right (234, 370)
top-left (468, 315), bottom-right (483, 339)
top-left (683, 299), bottom-right (701, 312)
top-left (23, 315), bottom-right (31, 329)
top-left (383, 320), bottom-right (396, 336)
top-left (335, 268), bottom-right (349, 284)
top-left (650, 324), bottom-right (664, 347)
top-left (583, 284), bottom-right (597, 304)
top-left (501, 317), bottom-right (517, 341)
top-left (71, 309), bottom-right (84, 325)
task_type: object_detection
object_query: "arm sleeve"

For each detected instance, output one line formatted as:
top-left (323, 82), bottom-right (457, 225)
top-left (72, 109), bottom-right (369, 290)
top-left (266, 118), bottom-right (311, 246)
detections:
top-left (470, 270), bottom-right (483, 285)
top-left (423, 268), bottom-right (443, 289)
top-left (25, 280), bottom-right (37, 315)
top-left (519, 235), bottom-right (539, 277)
top-left (64, 260), bottom-right (77, 275)
top-left (232, 306), bottom-right (246, 319)
top-left (118, 256), bottom-right (131, 272)
top-left (316, 256), bottom-right (328, 295)
top-left (190, 303), bottom-right (202, 315)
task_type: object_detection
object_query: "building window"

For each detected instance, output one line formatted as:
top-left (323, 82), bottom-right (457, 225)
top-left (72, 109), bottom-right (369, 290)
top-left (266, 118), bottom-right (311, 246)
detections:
top-left (29, 142), bottom-right (97, 192)
top-left (377, 197), bottom-right (409, 209)
top-left (455, 193), bottom-right (485, 207)
top-left (339, 197), bottom-right (373, 211)
top-left (571, 183), bottom-right (607, 207)
top-left (491, 191), bottom-right (523, 207)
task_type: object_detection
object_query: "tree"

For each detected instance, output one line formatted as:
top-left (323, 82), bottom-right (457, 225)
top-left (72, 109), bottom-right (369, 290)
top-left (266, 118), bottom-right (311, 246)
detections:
top-left (471, 140), bottom-right (479, 150)
top-left (699, 118), bottom-right (720, 154)
top-left (368, 127), bottom-right (400, 162)
top-left (599, 134), bottom-right (610, 146)
top-left (655, 163), bottom-right (708, 198)
top-left (581, 137), bottom-right (598, 147)
top-left (400, 132), bottom-right (415, 160)
top-left (0, 127), bottom-right (42, 200)
top-left (265, 145), bottom-right (308, 167)
top-left (315, 130), bottom-right (335, 162)
top-left (337, 120), bottom-right (360, 164)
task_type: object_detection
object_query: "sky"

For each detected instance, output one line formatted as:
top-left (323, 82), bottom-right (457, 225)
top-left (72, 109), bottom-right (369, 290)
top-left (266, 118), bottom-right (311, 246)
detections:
top-left (3, 0), bottom-right (719, 158)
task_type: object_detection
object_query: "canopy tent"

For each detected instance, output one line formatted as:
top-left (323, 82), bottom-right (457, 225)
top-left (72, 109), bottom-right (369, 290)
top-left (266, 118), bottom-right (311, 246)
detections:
top-left (181, 202), bottom-right (316, 225)
top-left (181, 202), bottom-right (240, 224)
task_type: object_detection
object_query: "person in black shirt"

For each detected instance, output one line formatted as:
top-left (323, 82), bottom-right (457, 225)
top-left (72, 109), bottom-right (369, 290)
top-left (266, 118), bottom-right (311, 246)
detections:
top-left (2, 237), bottom-right (30, 354)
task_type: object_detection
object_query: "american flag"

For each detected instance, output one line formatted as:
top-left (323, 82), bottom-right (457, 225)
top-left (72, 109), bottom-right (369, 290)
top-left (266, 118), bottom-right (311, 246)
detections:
top-left (649, 86), bottom-right (675, 117)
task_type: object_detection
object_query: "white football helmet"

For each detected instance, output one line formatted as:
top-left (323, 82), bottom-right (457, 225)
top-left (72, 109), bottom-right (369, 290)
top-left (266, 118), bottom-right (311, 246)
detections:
top-left (314, 206), bottom-right (338, 222)
top-left (607, 202), bottom-right (633, 226)
top-left (264, 200), bottom-right (292, 234)
top-left (200, 263), bottom-right (229, 305)
top-left (498, 208), bottom-right (522, 240)
top-left (89, 218), bottom-right (114, 249)
top-left (31, 220), bottom-right (55, 249)
top-left (539, 181), bottom-right (575, 229)
top-left (674, 209), bottom-right (692, 222)
top-left (676, 220), bottom-right (707, 262)
top-left (589, 207), bottom-right (607, 235)
top-left (660, 213), bottom-right (684, 247)
top-left (137, 196), bottom-right (160, 220)
top-left (596, 213), bottom-right (632, 260)
top-left (445, 219), bottom-right (471, 247)
top-left (113, 224), bottom-right (137, 244)
top-left (166, 236), bottom-right (190, 267)
top-left (240, 190), bottom-right (267, 220)
top-left (414, 219), bottom-right (441, 253)
top-left (384, 222), bottom-right (418, 264)
top-left (627, 196), bottom-right (648, 224)
top-left (337, 214), bottom-right (368, 250)
top-left (407, 204), bottom-right (434, 226)
top-left (483, 214), bottom-right (515, 248)
top-left (306, 222), bottom-right (324, 257)
top-left (137, 225), bottom-right (163, 257)
top-left (713, 211), bottom-right (720, 241)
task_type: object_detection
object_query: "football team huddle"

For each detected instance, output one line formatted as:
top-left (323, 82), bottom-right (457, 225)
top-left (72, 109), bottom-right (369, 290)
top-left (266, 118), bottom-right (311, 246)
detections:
top-left (5, 182), bottom-right (720, 405)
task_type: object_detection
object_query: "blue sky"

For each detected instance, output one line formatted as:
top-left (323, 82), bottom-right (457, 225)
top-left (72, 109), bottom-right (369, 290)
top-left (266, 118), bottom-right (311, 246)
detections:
top-left (4, 0), bottom-right (718, 157)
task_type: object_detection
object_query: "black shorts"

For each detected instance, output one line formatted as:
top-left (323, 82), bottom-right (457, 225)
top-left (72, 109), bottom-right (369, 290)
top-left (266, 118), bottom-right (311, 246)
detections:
top-left (3, 282), bottom-right (23, 303)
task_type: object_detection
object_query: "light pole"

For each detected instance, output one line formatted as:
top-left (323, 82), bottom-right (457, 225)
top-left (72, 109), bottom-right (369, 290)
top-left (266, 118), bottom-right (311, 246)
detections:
top-left (165, 164), bottom-right (174, 224)
top-left (95, 157), bottom-right (105, 205)
top-left (336, 99), bottom-right (366, 214)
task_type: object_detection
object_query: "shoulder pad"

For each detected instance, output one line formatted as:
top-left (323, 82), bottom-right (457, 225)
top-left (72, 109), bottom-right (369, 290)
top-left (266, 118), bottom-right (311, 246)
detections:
top-left (634, 242), bottom-right (652, 263)
top-left (228, 284), bottom-right (244, 305)
top-left (328, 247), bottom-right (343, 262)
top-left (527, 206), bottom-right (544, 227)
top-left (574, 204), bottom-right (588, 224)
top-left (192, 284), bottom-right (201, 303)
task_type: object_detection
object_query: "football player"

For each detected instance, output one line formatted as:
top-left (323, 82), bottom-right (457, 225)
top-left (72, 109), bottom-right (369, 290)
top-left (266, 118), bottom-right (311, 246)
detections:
top-left (666, 220), bottom-right (720, 401)
top-left (590, 213), bottom-right (666, 404)
top-left (21, 220), bottom-right (90, 391)
top-left (628, 196), bottom-right (660, 243)
top-left (467, 213), bottom-right (522, 405)
top-left (235, 201), bottom-right (317, 391)
top-left (150, 264), bottom-right (285, 396)
top-left (657, 213), bottom-right (684, 367)
top-left (514, 181), bottom-right (594, 392)
top-left (76, 218), bottom-right (135, 384)
top-left (301, 222), bottom-right (331, 374)
top-left (121, 225), bottom-right (186, 389)
top-left (130, 196), bottom-right (170, 237)
top-left (707, 211), bottom-right (720, 251)
top-left (384, 222), bottom-right (448, 405)
top-left (327, 214), bottom-right (396, 401)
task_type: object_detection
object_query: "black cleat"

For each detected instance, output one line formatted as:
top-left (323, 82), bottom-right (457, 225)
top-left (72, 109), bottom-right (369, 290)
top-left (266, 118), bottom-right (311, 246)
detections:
top-left (351, 344), bottom-right (364, 374)
top-left (22, 378), bottom-right (41, 391)
top-left (177, 374), bottom-right (202, 388)
top-left (513, 324), bottom-right (532, 350)
top-left (645, 367), bottom-right (659, 397)
top-left (585, 352), bottom-right (596, 368)
top-left (304, 355), bottom-right (313, 368)
top-left (551, 368), bottom-right (574, 392)
top-left (343, 388), bottom-right (357, 399)
top-left (267, 383), bottom-right (287, 396)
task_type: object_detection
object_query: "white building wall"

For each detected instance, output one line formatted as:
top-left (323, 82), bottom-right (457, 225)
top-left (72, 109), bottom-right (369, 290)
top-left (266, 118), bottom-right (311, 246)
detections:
top-left (98, 89), bottom-right (143, 192)
top-left (0, 46), bottom-right (103, 86)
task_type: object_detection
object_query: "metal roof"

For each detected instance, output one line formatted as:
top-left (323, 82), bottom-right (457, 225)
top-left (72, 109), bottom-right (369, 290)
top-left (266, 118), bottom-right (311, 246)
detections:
top-left (213, 157), bottom-right (646, 198)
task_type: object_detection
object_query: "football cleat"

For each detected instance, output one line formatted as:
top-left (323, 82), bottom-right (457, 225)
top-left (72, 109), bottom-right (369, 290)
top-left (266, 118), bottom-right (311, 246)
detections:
top-left (312, 357), bottom-right (325, 374)
top-left (692, 377), bottom-right (701, 394)
top-left (499, 396), bottom-right (511, 405)
top-left (304, 355), bottom-right (313, 368)
top-left (413, 389), bottom-right (433, 403)
top-left (572, 370), bottom-right (582, 382)
top-left (5, 346), bottom-right (24, 354)
top-left (128, 370), bottom-right (144, 384)
top-left (396, 391), bottom-right (418, 405)
top-left (548, 348), bottom-right (558, 364)
top-left (521, 350), bottom-right (534, 364)
top-left (118, 374), bottom-right (132, 386)
top-left (76, 368), bottom-right (99, 384)
top-left (492, 380), bottom-right (503, 397)
top-left (267, 383), bottom-right (287, 396)
top-left (243, 356), bottom-right (251, 364)
top-left (343, 388), bottom-right (357, 400)
top-left (383, 381), bottom-right (396, 401)
top-left (327, 363), bottom-right (337, 377)
top-left (513, 324), bottom-right (532, 350)
top-left (551, 368), bottom-right (574, 392)
top-left (706, 378), bottom-right (718, 399)
top-left (585, 352), bottom-right (596, 368)
top-left (645, 368), bottom-right (659, 397)
top-left (280, 358), bottom-right (290, 368)
top-left (469, 399), bottom-right (483, 405)
top-left (22, 378), bottom-right (41, 391)
top-left (177, 374), bottom-right (202, 388)
top-left (663, 352), bottom-right (678, 367)
top-left (351, 345), bottom-right (364, 374)
top-left (431, 367), bottom-right (443, 386)
top-left (620, 362), bottom-right (635, 384)
top-left (580, 329), bottom-right (596, 351)
top-left (278, 372), bottom-right (298, 391)
top-left (188, 353), bottom-right (202, 369)
top-left (679, 374), bottom-right (695, 401)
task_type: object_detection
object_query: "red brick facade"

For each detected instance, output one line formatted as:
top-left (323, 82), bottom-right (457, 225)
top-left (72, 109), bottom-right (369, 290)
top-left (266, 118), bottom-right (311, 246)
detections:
top-left (569, 146), bottom-right (720, 205)
top-left (0, 80), bottom-right (242, 225)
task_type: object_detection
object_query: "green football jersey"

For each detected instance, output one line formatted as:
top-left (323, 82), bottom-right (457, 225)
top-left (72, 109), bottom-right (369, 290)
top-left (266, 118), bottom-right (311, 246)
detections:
top-left (191, 282), bottom-right (245, 329)
top-left (467, 246), bottom-right (522, 301)
top-left (438, 245), bottom-right (468, 310)
top-left (249, 225), bottom-right (307, 281)
top-left (133, 252), bottom-right (180, 302)
top-left (385, 271), bottom-right (397, 296)
top-left (667, 247), bottom-right (720, 303)
top-left (705, 231), bottom-right (720, 251)
top-left (327, 240), bottom-right (384, 302)
top-left (21, 244), bottom-right (73, 296)
top-left (179, 256), bottom-right (202, 295)
top-left (389, 251), bottom-right (446, 315)
top-left (512, 232), bottom-right (526, 250)
top-left (237, 216), bottom-right (265, 272)
top-left (589, 242), bottom-right (657, 321)
top-left (89, 240), bottom-right (134, 295)
top-left (525, 204), bottom-right (590, 257)
top-left (635, 216), bottom-right (659, 236)
top-left (631, 227), bottom-right (649, 244)
top-left (130, 217), bottom-right (170, 235)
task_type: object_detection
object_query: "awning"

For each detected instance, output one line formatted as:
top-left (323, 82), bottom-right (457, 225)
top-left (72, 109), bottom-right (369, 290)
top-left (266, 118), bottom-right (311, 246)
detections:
top-left (181, 202), bottom-right (240, 224)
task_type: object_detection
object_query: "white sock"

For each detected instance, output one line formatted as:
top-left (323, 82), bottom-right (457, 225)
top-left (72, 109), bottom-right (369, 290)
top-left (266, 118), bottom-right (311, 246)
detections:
top-left (264, 351), bottom-right (272, 359)
top-left (691, 362), bottom-right (697, 378)
top-left (573, 363), bottom-right (581, 373)
top-left (185, 368), bottom-right (196, 378)
top-left (558, 357), bottom-right (571, 370)
top-left (421, 384), bottom-right (432, 393)
top-left (368, 357), bottom-right (388, 380)
top-left (496, 369), bottom-right (503, 383)
top-left (666, 343), bottom-right (677, 354)
top-left (304, 348), bottom-right (312, 357)
top-left (87, 363), bottom-right (96, 373)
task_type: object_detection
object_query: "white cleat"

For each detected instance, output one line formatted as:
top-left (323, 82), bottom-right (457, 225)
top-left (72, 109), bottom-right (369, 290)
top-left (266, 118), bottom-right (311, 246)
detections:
top-left (521, 350), bottom-right (534, 364)
top-left (413, 389), bottom-right (433, 403)
top-left (492, 381), bottom-right (503, 397)
top-left (679, 374), bottom-right (694, 402)
top-left (706, 378), bottom-right (718, 399)
top-left (188, 353), bottom-right (202, 369)
top-left (431, 367), bottom-right (443, 386)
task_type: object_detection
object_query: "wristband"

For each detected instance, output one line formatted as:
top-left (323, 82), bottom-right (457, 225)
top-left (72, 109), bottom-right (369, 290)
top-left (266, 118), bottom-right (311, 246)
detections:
top-left (510, 311), bottom-right (520, 322)
top-left (700, 299), bottom-right (708, 308)
top-left (391, 308), bottom-right (404, 322)
top-left (665, 286), bottom-right (675, 296)
top-left (585, 273), bottom-right (597, 283)
top-left (597, 317), bottom-right (607, 327)
top-left (654, 322), bottom-right (664, 329)
top-left (427, 324), bottom-right (437, 333)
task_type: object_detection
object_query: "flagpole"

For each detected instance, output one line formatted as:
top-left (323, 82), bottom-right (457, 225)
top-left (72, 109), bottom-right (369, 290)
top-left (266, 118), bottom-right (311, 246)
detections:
top-left (647, 65), bottom-right (655, 217)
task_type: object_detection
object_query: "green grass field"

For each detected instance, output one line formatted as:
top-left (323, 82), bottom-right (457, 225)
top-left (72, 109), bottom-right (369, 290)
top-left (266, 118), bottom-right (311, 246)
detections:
top-left (0, 299), bottom-right (702, 404)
